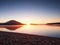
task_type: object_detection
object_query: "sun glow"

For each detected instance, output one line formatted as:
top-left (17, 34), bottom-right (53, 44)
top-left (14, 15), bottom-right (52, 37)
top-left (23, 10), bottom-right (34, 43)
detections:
top-left (26, 21), bottom-right (31, 25)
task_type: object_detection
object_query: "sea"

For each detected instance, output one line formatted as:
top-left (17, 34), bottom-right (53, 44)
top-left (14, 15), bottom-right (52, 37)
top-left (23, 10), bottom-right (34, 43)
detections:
top-left (0, 25), bottom-right (60, 38)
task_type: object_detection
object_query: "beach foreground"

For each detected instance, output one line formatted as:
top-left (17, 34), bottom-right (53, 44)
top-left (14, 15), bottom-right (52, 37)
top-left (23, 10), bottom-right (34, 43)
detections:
top-left (0, 31), bottom-right (60, 45)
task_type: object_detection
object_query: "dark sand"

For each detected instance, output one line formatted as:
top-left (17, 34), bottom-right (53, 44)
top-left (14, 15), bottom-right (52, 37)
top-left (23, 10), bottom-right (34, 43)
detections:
top-left (0, 31), bottom-right (60, 45)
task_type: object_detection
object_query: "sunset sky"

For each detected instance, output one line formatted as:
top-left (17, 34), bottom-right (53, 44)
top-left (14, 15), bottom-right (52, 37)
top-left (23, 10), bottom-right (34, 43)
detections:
top-left (0, 0), bottom-right (60, 24)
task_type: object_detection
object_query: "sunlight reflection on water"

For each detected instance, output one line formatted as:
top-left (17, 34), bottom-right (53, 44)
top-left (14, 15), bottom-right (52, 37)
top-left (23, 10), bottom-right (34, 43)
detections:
top-left (0, 25), bottom-right (60, 38)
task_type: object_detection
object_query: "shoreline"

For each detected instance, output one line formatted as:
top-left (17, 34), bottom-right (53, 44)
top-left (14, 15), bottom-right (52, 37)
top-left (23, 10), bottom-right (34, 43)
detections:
top-left (0, 31), bottom-right (60, 45)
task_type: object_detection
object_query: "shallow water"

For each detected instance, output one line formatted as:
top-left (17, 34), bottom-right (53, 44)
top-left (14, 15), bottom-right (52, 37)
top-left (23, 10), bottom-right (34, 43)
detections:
top-left (0, 25), bottom-right (60, 38)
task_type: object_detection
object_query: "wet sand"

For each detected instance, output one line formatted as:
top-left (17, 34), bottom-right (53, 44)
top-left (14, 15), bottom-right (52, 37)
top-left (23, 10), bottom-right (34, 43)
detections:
top-left (0, 31), bottom-right (60, 45)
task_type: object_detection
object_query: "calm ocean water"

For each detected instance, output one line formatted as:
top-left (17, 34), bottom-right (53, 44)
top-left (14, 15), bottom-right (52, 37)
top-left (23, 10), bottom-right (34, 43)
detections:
top-left (0, 25), bottom-right (60, 38)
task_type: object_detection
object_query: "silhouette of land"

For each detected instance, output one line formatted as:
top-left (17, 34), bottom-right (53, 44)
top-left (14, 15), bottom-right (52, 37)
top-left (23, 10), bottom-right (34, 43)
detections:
top-left (0, 31), bottom-right (60, 45)
top-left (0, 20), bottom-right (60, 26)
top-left (0, 20), bottom-right (24, 25)
top-left (46, 22), bottom-right (60, 26)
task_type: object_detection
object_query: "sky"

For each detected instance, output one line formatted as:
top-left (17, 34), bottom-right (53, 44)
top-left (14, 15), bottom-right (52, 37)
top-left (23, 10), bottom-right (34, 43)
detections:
top-left (0, 0), bottom-right (60, 24)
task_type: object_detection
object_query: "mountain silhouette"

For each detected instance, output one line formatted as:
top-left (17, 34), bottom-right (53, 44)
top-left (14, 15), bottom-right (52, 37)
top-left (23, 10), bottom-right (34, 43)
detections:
top-left (46, 22), bottom-right (60, 25)
top-left (0, 20), bottom-right (23, 25)
top-left (46, 22), bottom-right (60, 26)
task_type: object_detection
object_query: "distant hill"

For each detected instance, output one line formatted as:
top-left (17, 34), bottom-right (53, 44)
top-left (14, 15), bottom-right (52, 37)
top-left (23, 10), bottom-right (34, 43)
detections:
top-left (46, 22), bottom-right (60, 26)
top-left (0, 20), bottom-right (23, 25)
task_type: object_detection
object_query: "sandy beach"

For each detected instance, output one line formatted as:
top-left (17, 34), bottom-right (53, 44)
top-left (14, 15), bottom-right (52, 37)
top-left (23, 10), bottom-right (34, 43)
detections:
top-left (0, 31), bottom-right (60, 45)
